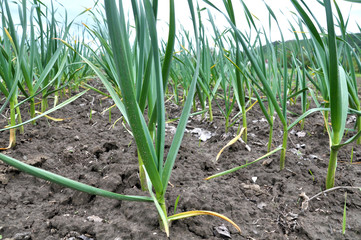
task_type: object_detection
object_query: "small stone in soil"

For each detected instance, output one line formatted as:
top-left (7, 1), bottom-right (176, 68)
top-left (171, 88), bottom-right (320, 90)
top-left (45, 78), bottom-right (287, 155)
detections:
top-left (87, 215), bottom-right (103, 223)
top-left (295, 131), bottom-right (306, 138)
top-left (257, 202), bottom-right (267, 209)
top-left (241, 183), bottom-right (262, 192)
top-left (0, 174), bottom-right (9, 184)
top-left (213, 224), bottom-right (231, 239)
top-left (79, 235), bottom-right (94, 240)
top-left (13, 232), bottom-right (31, 240)
top-left (295, 143), bottom-right (306, 149)
top-left (262, 158), bottom-right (273, 166)
top-left (308, 154), bottom-right (320, 160)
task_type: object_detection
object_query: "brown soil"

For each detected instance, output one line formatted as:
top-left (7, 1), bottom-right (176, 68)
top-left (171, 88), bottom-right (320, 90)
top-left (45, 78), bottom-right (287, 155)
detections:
top-left (1, 85), bottom-right (361, 240)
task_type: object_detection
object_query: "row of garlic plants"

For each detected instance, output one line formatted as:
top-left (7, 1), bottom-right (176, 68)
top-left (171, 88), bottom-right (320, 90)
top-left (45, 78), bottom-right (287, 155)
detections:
top-left (0, 0), bottom-right (93, 149)
top-left (1, 0), bottom-right (361, 236)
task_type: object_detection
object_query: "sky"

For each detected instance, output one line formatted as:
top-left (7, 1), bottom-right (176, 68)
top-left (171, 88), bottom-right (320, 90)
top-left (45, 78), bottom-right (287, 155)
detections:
top-left (6, 0), bottom-right (361, 46)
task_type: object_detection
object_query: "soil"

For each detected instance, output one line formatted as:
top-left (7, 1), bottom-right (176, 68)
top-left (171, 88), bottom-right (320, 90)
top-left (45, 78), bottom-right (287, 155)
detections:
top-left (1, 83), bottom-right (361, 240)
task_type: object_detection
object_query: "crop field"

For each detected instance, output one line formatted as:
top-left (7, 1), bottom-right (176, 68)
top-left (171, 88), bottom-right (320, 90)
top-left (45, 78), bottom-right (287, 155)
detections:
top-left (1, 0), bottom-right (361, 239)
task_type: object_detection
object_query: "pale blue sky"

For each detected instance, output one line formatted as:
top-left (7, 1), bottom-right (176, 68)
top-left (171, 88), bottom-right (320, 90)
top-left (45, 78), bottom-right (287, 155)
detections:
top-left (6, 0), bottom-right (361, 45)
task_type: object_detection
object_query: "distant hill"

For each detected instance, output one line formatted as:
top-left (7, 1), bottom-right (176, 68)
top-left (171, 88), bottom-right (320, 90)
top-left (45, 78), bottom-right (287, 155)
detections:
top-left (266, 33), bottom-right (361, 51)
top-left (261, 33), bottom-right (361, 70)
top-left (345, 33), bottom-right (361, 49)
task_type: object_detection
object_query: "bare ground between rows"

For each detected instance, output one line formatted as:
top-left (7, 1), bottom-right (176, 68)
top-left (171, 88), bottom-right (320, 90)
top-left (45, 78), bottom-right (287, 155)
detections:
top-left (0, 87), bottom-right (361, 240)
